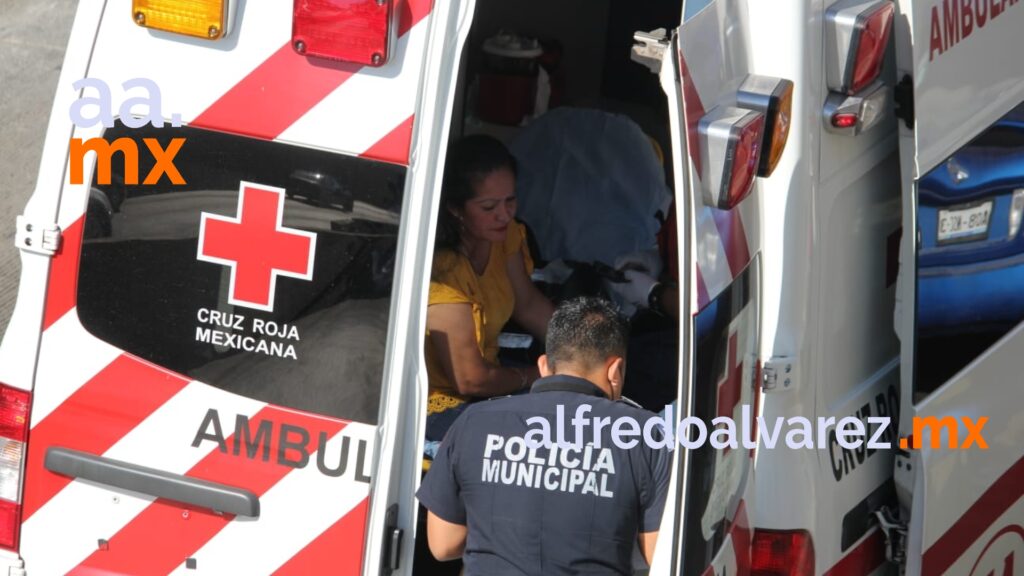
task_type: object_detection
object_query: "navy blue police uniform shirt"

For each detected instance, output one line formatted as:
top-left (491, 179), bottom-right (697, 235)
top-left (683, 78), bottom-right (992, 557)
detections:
top-left (416, 375), bottom-right (671, 576)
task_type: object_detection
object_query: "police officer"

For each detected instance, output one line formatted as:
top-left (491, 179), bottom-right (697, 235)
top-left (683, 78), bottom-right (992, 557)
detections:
top-left (417, 297), bottom-right (671, 575)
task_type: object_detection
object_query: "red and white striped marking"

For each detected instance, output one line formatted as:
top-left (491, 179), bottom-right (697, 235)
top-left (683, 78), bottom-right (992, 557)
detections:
top-left (22, 381), bottom-right (266, 574)
top-left (922, 456), bottom-right (1024, 575)
top-left (85, 0), bottom-right (432, 165)
top-left (176, 425), bottom-right (374, 574)
top-left (23, 347), bottom-right (376, 574)
top-left (65, 406), bottom-right (357, 574)
top-left (277, 12), bottom-right (431, 158)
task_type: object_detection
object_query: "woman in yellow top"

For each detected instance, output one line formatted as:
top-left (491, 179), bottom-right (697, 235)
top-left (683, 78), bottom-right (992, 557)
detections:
top-left (424, 135), bottom-right (555, 446)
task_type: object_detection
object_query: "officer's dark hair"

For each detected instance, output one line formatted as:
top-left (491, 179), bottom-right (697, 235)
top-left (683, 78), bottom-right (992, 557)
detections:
top-left (546, 297), bottom-right (629, 372)
top-left (435, 135), bottom-right (518, 253)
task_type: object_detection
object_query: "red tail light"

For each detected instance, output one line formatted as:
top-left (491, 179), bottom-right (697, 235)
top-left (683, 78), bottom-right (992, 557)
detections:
top-left (752, 529), bottom-right (815, 576)
top-left (0, 387), bottom-right (29, 442)
top-left (832, 113), bottom-right (859, 129)
top-left (728, 113), bottom-right (766, 207)
top-left (292, 0), bottom-right (395, 67)
top-left (0, 384), bottom-right (30, 552)
top-left (825, 0), bottom-right (895, 95)
top-left (823, 80), bottom-right (889, 136)
top-left (698, 107), bottom-right (766, 210)
top-left (849, 2), bottom-right (895, 94)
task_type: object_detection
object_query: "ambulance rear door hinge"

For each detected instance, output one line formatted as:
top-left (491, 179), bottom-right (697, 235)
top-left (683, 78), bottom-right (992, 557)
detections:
top-left (631, 28), bottom-right (669, 74)
top-left (874, 505), bottom-right (907, 567)
top-left (762, 356), bottom-right (796, 392)
top-left (15, 215), bottom-right (62, 257)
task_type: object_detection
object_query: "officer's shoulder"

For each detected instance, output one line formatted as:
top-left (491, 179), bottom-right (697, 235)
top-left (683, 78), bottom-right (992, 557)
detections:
top-left (462, 394), bottom-right (526, 415)
top-left (609, 396), bottom-right (660, 420)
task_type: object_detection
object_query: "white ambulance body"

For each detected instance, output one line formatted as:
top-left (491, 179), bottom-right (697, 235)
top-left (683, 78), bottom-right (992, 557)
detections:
top-left (890, 0), bottom-right (1024, 573)
top-left (739, 0), bottom-right (1024, 573)
top-left (0, 0), bottom-right (1020, 574)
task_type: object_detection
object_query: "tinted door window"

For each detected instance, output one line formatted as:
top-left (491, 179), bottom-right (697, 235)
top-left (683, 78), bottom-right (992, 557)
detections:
top-left (681, 262), bottom-right (756, 575)
top-left (915, 101), bottom-right (1024, 394)
top-left (77, 123), bottom-right (406, 424)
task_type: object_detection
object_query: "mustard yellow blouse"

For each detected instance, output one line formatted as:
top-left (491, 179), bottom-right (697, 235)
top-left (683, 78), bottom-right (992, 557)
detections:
top-left (425, 222), bottom-right (534, 412)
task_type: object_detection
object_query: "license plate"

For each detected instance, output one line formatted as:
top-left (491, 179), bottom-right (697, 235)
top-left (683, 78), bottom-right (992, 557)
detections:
top-left (937, 201), bottom-right (992, 244)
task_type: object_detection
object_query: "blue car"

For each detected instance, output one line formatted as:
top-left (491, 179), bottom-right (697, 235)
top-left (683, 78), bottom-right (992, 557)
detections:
top-left (917, 104), bottom-right (1024, 336)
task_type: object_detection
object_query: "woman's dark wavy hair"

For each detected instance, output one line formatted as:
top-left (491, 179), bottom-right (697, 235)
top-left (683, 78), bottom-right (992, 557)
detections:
top-left (435, 135), bottom-right (518, 253)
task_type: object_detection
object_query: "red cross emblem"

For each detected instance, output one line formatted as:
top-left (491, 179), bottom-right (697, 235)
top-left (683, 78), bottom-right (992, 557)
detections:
top-left (717, 332), bottom-right (743, 419)
top-left (716, 332), bottom-right (744, 453)
top-left (197, 182), bottom-right (317, 312)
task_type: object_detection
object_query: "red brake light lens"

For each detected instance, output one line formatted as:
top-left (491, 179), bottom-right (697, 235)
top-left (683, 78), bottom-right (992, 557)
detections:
top-left (0, 500), bottom-right (20, 551)
top-left (698, 107), bottom-right (766, 210)
top-left (292, 0), bottom-right (394, 67)
top-left (752, 529), bottom-right (815, 576)
top-left (850, 2), bottom-right (894, 94)
top-left (728, 113), bottom-right (766, 207)
top-left (0, 386), bottom-right (29, 443)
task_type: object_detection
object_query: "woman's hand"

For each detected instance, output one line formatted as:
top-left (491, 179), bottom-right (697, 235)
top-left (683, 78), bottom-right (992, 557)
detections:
top-left (427, 302), bottom-right (535, 397)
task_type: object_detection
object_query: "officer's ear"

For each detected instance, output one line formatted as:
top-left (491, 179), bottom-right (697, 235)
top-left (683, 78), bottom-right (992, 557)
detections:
top-left (538, 354), bottom-right (553, 377)
top-left (606, 356), bottom-right (625, 396)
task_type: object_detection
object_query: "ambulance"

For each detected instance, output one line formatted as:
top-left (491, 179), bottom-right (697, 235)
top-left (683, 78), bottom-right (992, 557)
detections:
top-left (0, 0), bottom-right (1021, 574)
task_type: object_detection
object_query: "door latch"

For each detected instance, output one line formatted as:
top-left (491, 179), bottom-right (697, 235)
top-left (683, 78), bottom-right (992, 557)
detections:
top-left (15, 215), bottom-right (62, 257)
top-left (874, 506), bottom-right (907, 566)
top-left (631, 28), bottom-right (670, 74)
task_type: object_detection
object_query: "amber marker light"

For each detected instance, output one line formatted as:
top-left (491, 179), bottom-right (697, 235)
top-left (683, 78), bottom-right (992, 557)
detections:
top-left (737, 76), bottom-right (794, 177)
top-left (132, 0), bottom-right (229, 40)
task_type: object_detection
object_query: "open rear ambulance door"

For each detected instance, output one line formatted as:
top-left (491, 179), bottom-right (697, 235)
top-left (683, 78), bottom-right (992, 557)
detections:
top-left (13, 1), bottom-right (439, 574)
top-left (892, 0), bottom-right (1024, 573)
top-left (641, 0), bottom-right (771, 572)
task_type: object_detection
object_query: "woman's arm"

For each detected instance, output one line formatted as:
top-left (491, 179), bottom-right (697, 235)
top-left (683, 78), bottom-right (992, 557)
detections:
top-left (506, 251), bottom-right (555, 341)
top-left (427, 302), bottom-right (537, 397)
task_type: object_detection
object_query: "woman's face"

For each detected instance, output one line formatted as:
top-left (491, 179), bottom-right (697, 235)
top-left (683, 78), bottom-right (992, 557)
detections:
top-left (454, 168), bottom-right (517, 245)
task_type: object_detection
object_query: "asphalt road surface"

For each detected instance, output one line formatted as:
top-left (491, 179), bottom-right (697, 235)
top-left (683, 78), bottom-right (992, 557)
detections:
top-left (0, 0), bottom-right (77, 337)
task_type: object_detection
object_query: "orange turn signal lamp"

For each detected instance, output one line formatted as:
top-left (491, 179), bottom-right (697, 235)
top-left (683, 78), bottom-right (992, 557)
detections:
top-left (131, 0), bottom-right (233, 40)
top-left (737, 76), bottom-right (794, 178)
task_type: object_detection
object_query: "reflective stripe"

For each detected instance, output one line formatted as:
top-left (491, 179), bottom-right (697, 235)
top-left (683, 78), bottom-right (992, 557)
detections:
top-left (711, 208), bottom-right (752, 279)
top-left (42, 217), bottom-right (83, 330)
top-left (23, 355), bottom-right (191, 521)
top-left (279, 18), bottom-right (430, 162)
top-left (32, 315), bottom-right (121, 424)
top-left (70, 405), bottom-right (348, 575)
top-left (696, 207), bottom-right (736, 302)
top-left (922, 455), bottom-right (1024, 575)
top-left (22, 383), bottom-right (266, 575)
top-left (270, 498), bottom-right (370, 576)
top-left (186, 424), bottom-right (374, 574)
